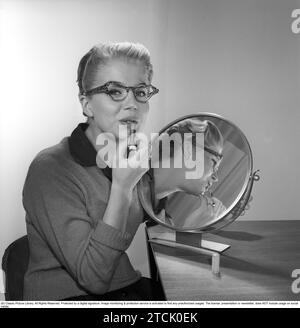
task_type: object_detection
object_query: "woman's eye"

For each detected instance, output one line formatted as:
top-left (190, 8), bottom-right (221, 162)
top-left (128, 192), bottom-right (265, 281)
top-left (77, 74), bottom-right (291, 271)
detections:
top-left (108, 89), bottom-right (122, 95)
top-left (136, 90), bottom-right (147, 97)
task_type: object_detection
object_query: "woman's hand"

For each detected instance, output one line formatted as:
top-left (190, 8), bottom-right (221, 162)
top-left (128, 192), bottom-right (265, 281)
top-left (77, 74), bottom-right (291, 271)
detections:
top-left (114, 138), bottom-right (149, 191)
top-left (97, 133), bottom-right (150, 192)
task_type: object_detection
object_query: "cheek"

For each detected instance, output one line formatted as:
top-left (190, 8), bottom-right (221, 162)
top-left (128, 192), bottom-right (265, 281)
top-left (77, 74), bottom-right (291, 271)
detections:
top-left (137, 104), bottom-right (149, 130)
top-left (205, 159), bottom-right (215, 175)
top-left (92, 98), bottom-right (119, 119)
top-left (201, 167), bottom-right (213, 183)
top-left (141, 104), bottom-right (149, 122)
top-left (140, 103), bottom-right (149, 118)
top-left (89, 98), bottom-right (123, 135)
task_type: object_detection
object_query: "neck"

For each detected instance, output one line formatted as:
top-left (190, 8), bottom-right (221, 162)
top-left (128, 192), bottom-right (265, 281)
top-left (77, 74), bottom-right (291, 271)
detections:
top-left (153, 168), bottom-right (181, 200)
top-left (85, 121), bottom-right (118, 151)
top-left (85, 122), bottom-right (102, 149)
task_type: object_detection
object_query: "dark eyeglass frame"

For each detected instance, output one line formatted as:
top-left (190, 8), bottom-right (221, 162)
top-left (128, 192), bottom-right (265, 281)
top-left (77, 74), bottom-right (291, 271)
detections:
top-left (82, 81), bottom-right (159, 103)
top-left (204, 147), bottom-right (223, 161)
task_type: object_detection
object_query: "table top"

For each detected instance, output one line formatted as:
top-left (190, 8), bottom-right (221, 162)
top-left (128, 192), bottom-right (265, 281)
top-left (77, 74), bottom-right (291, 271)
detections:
top-left (147, 220), bottom-right (300, 301)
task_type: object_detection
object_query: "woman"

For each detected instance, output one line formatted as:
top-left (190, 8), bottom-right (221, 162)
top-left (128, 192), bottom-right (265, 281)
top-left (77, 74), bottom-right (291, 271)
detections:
top-left (22, 42), bottom-right (164, 300)
top-left (140, 118), bottom-right (226, 229)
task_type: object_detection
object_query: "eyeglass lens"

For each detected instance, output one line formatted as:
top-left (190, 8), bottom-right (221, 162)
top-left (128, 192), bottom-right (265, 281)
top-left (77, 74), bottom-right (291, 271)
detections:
top-left (106, 83), bottom-right (154, 102)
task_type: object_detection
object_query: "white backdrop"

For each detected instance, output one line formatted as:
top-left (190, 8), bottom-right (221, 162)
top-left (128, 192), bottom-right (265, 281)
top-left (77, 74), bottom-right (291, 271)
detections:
top-left (1, 0), bottom-right (300, 294)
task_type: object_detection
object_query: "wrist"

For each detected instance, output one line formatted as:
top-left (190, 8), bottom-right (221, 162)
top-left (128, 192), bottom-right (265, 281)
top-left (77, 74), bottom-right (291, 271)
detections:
top-left (111, 181), bottom-right (134, 197)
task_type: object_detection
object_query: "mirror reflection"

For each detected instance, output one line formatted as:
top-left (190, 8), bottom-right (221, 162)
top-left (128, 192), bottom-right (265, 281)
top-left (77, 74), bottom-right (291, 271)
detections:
top-left (138, 113), bottom-right (252, 231)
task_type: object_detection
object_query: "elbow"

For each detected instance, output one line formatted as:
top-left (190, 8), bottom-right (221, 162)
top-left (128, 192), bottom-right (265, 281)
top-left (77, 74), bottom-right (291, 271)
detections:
top-left (75, 263), bottom-right (113, 295)
top-left (73, 245), bottom-right (121, 295)
top-left (75, 268), bottom-right (112, 295)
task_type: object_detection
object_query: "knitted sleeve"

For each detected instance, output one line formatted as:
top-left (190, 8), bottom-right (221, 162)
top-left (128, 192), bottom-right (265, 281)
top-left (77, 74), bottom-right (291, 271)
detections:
top-left (22, 155), bottom-right (134, 295)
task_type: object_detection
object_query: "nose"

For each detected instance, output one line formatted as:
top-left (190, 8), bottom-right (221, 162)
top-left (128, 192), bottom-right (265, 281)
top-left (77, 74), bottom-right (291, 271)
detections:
top-left (123, 89), bottom-right (138, 110)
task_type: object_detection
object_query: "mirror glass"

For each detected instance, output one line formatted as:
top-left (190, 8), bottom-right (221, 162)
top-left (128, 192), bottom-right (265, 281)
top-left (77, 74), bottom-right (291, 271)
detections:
top-left (138, 113), bottom-right (253, 232)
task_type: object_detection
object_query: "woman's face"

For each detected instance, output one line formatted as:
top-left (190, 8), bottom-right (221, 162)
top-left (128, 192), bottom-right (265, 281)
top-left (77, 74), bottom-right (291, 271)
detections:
top-left (179, 147), bottom-right (222, 196)
top-left (81, 58), bottom-right (150, 140)
top-left (155, 144), bottom-right (222, 197)
top-left (199, 151), bottom-right (221, 193)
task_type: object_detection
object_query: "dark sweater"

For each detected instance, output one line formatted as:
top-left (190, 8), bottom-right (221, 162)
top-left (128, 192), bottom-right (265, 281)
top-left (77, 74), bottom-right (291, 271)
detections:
top-left (22, 125), bottom-right (144, 300)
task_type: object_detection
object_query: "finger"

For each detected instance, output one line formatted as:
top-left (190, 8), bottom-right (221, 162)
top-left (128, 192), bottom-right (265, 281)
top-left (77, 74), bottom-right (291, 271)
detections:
top-left (127, 147), bottom-right (150, 170)
top-left (118, 138), bottom-right (131, 158)
top-left (108, 139), bottom-right (129, 168)
top-left (133, 132), bottom-right (149, 150)
top-left (124, 132), bottom-right (147, 158)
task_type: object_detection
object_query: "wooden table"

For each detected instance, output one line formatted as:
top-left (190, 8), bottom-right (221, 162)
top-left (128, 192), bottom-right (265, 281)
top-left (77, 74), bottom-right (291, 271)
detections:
top-left (146, 220), bottom-right (300, 301)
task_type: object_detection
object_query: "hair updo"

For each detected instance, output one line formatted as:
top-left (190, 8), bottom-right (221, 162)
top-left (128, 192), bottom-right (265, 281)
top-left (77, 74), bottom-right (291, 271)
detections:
top-left (77, 42), bottom-right (153, 96)
top-left (167, 118), bottom-right (223, 156)
top-left (158, 118), bottom-right (224, 162)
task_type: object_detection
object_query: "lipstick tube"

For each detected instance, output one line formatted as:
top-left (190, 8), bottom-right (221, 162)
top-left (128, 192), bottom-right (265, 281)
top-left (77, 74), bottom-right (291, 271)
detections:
top-left (127, 123), bottom-right (137, 156)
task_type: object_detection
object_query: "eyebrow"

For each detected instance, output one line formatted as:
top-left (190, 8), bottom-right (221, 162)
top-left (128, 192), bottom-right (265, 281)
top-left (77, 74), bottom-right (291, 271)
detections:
top-left (136, 81), bottom-right (148, 86)
top-left (108, 81), bottom-right (148, 87)
top-left (204, 146), bottom-right (223, 160)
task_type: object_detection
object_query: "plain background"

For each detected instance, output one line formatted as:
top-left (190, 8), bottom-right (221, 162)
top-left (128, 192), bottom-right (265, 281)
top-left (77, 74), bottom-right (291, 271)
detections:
top-left (0, 0), bottom-right (299, 294)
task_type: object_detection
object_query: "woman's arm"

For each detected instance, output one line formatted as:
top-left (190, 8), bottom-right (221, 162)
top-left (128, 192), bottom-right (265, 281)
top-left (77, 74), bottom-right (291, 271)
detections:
top-left (23, 150), bottom-right (148, 295)
top-left (102, 183), bottom-right (134, 234)
top-left (101, 136), bottom-right (149, 233)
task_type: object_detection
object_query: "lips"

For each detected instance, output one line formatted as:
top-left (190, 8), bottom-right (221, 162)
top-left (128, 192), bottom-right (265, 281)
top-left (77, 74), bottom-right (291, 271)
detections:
top-left (119, 118), bottom-right (139, 135)
top-left (119, 118), bottom-right (138, 125)
top-left (118, 119), bottom-right (139, 140)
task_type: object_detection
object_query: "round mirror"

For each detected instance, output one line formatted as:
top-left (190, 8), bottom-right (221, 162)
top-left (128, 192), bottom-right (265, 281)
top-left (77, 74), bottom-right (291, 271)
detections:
top-left (138, 113), bottom-right (260, 232)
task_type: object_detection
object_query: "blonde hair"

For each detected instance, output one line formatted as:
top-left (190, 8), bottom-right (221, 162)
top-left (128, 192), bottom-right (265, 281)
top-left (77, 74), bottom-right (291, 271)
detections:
top-left (159, 118), bottom-right (223, 160)
top-left (77, 42), bottom-right (153, 97)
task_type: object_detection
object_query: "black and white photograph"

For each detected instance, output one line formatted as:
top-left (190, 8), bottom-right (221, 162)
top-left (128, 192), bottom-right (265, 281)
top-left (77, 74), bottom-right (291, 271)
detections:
top-left (0, 0), bottom-right (299, 316)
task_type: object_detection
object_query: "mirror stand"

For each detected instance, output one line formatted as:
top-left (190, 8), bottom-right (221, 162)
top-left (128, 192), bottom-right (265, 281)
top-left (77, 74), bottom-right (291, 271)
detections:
top-left (149, 231), bottom-right (230, 276)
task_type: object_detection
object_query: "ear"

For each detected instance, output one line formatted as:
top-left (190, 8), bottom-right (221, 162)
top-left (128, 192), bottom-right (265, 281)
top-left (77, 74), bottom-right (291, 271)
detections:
top-left (79, 95), bottom-right (94, 118)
